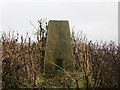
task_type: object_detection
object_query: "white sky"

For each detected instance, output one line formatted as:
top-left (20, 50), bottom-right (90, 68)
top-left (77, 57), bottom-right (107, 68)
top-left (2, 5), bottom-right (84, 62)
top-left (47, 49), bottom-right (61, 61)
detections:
top-left (0, 0), bottom-right (119, 42)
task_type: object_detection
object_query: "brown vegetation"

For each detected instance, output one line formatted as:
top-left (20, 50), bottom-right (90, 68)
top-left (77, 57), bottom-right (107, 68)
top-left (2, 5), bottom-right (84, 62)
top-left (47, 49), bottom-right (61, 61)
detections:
top-left (1, 20), bottom-right (120, 88)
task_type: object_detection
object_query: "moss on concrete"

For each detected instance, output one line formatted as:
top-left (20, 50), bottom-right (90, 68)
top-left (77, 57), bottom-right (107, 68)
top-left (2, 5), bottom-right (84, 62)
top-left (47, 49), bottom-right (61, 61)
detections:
top-left (44, 20), bottom-right (74, 75)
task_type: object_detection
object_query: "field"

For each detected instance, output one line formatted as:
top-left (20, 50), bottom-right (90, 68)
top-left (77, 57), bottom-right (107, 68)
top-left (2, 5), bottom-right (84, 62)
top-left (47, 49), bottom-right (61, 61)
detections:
top-left (1, 20), bottom-right (120, 88)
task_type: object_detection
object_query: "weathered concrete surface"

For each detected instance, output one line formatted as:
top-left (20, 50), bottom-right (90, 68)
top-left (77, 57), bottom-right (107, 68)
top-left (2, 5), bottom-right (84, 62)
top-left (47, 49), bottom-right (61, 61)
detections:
top-left (44, 20), bottom-right (74, 74)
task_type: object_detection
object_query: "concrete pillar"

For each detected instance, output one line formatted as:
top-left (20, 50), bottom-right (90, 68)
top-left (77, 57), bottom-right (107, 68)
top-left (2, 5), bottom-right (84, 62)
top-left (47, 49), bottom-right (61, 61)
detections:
top-left (44, 20), bottom-right (74, 75)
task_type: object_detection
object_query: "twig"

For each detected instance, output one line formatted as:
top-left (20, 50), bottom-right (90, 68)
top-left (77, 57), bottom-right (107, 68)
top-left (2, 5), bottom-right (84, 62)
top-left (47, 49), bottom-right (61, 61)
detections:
top-left (46, 59), bottom-right (76, 82)
top-left (30, 21), bottom-right (38, 31)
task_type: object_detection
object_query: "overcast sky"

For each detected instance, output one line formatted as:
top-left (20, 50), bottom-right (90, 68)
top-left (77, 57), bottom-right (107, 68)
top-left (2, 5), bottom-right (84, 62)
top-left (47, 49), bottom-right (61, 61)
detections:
top-left (0, 0), bottom-right (118, 42)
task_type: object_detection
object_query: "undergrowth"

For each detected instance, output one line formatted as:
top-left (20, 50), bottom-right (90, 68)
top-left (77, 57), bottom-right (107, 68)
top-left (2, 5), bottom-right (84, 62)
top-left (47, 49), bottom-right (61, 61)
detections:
top-left (1, 19), bottom-right (120, 88)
